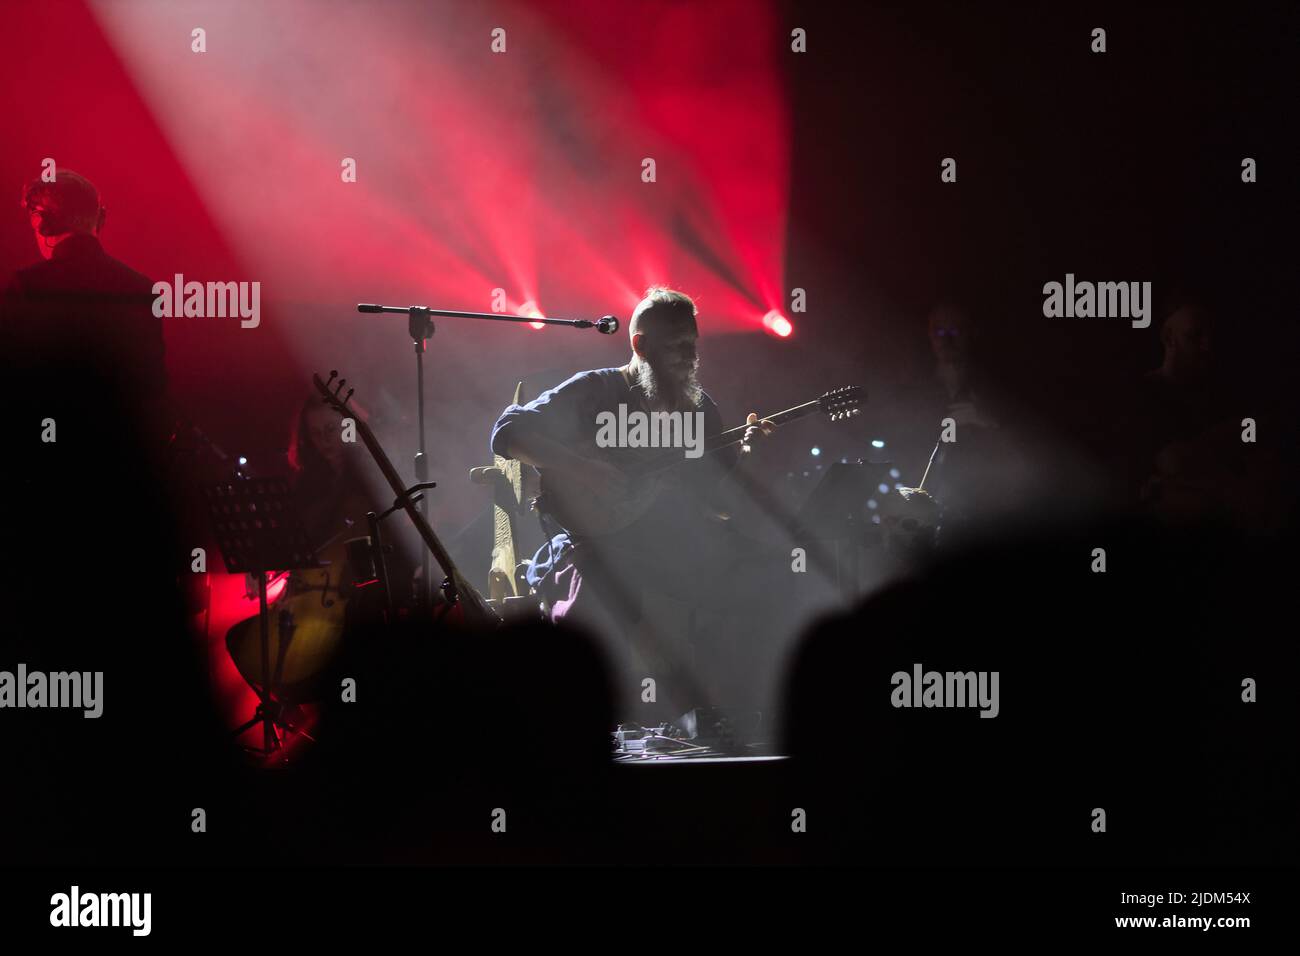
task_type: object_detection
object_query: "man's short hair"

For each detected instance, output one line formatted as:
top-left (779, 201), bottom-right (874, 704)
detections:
top-left (630, 286), bottom-right (698, 336)
top-left (21, 169), bottom-right (101, 235)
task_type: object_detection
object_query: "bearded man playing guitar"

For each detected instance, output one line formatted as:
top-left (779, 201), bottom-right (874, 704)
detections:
top-left (490, 287), bottom-right (777, 724)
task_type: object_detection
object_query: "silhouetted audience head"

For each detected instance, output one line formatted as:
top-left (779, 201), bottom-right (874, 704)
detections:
top-left (782, 513), bottom-right (1294, 865)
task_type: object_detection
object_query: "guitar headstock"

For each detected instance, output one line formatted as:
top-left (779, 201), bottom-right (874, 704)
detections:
top-left (312, 370), bottom-right (355, 416)
top-left (820, 385), bottom-right (865, 422)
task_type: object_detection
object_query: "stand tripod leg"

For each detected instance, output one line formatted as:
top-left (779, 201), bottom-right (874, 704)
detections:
top-left (367, 511), bottom-right (394, 620)
top-left (257, 574), bottom-right (279, 753)
top-left (414, 339), bottom-right (433, 613)
top-left (233, 711), bottom-right (263, 737)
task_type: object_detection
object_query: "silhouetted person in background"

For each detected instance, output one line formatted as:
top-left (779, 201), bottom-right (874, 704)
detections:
top-left (1126, 301), bottom-right (1288, 531)
top-left (290, 395), bottom-right (383, 547)
top-left (0, 167), bottom-right (172, 592)
top-left (1, 167), bottom-right (171, 569)
top-left (285, 394), bottom-right (414, 620)
top-left (2, 169), bottom-right (167, 441)
top-left (885, 302), bottom-right (1027, 545)
top-left (0, 169), bottom-right (209, 865)
top-left (927, 302), bottom-right (999, 431)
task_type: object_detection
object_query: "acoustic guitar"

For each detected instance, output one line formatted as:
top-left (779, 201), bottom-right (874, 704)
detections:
top-left (539, 385), bottom-right (864, 537)
top-left (225, 524), bottom-right (358, 703)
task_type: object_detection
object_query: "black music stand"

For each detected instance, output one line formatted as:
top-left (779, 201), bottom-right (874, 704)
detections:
top-left (204, 478), bottom-right (321, 755)
top-left (796, 460), bottom-right (893, 595)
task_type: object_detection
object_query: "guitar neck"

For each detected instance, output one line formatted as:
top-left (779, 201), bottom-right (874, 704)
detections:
top-left (310, 373), bottom-right (462, 583)
top-left (352, 420), bottom-right (462, 580)
top-left (632, 399), bottom-right (824, 478)
top-left (706, 399), bottom-right (822, 452)
top-left (312, 372), bottom-right (502, 626)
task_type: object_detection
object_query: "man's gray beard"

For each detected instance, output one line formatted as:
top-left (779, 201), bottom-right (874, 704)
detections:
top-left (637, 358), bottom-right (703, 410)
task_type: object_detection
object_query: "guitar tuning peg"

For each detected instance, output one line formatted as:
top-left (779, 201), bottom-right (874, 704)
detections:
top-left (326, 370), bottom-right (338, 386)
top-left (334, 378), bottom-right (347, 396)
top-left (344, 387), bottom-right (354, 404)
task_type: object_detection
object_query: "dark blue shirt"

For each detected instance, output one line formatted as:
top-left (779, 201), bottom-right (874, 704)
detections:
top-left (492, 367), bottom-right (734, 463)
top-left (491, 367), bottom-right (738, 556)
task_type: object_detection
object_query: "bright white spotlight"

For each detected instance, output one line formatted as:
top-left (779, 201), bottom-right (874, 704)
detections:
top-left (810, 446), bottom-right (821, 456)
top-left (519, 300), bottom-right (545, 330)
top-left (871, 439), bottom-right (885, 448)
top-left (762, 310), bottom-right (793, 338)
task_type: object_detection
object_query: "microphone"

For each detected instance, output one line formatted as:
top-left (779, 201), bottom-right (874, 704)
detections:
top-left (596, 316), bottom-right (619, 335)
top-left (356, 304), bottom-right (384, 313)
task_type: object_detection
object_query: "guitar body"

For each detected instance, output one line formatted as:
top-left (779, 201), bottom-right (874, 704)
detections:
top-left (225, 533), bottom-right (353, 703)
top-left (539, 443), bottom-right (674, 538)
top-left (225, 592), bottom-right (345, 703)
top-left (537, 386), bottom-right (865, 539)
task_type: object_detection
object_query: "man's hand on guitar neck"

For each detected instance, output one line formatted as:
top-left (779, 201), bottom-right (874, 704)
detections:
top-left (740, 412), bottom-right (777, 454)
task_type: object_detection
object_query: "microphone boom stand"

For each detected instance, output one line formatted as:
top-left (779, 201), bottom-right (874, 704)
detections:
top-left (355, 302), bottom-right (619, 616)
